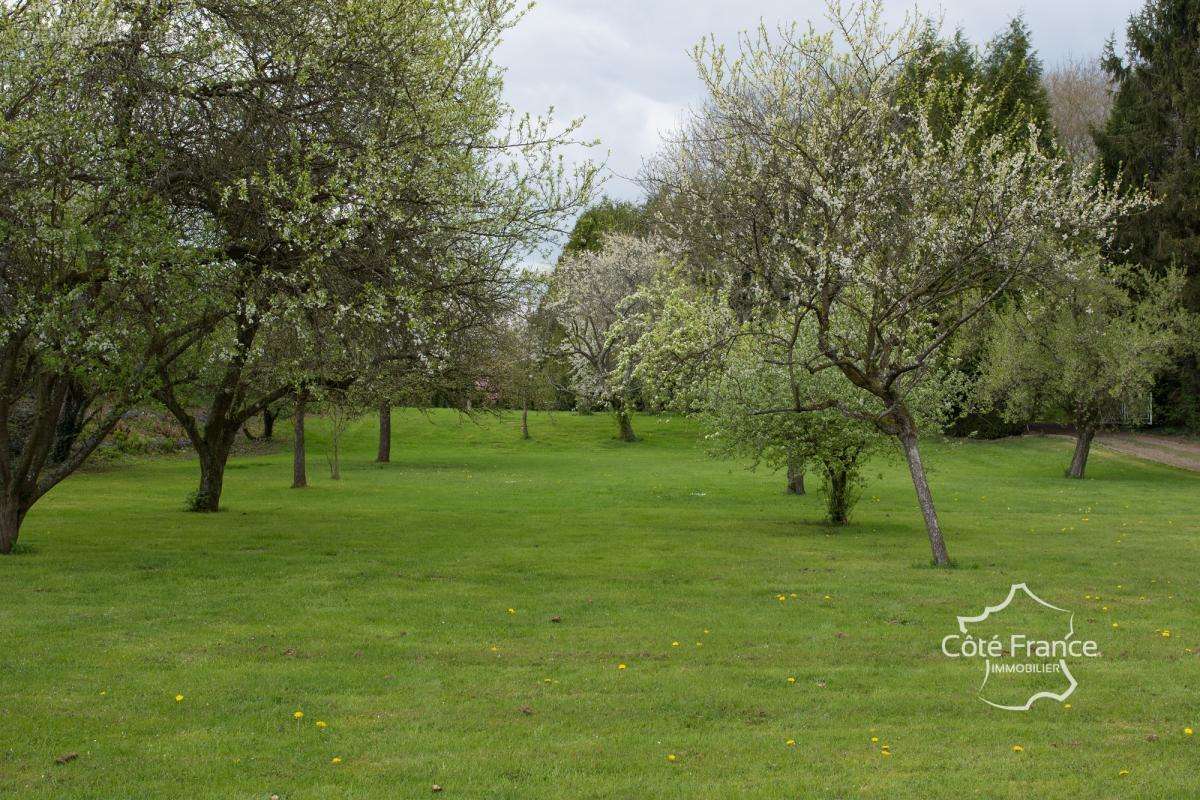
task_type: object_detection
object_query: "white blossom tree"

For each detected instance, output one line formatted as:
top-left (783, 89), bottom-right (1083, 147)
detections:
top-left (549, 233), bottom-right (662, 441)
top-left (647, 0), bottom-right (1140, 564)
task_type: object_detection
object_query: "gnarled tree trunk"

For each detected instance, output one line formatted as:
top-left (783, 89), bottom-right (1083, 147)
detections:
top-left (262, 406), bottom-right (276, 441)
top-left (1067, 426), bottom-right (1095, 479)
top-left (377, 403), bottom-right (391, 462)
top-left (191, 437), bottom-right (232, 512)
top-left (896, 410), bottom-right (950, 566)
top-left (292, 393), bottom-right (307, 488)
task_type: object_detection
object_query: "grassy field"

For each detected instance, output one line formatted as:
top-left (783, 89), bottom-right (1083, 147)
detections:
top-left (2, 410), bottom-right (1197, 799)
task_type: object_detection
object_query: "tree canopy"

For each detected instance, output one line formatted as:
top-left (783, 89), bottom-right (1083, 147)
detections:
top-left (1096, 0), bottom-right (1200, 430)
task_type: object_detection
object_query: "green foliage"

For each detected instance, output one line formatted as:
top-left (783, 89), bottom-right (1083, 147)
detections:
top-left (981, 17), bottom-right (1055, 148)
top-left (1096, 0), bottom-right (1200, 429)
top-left (561, 198), bottom-right (648, 257)
top-left (978, 257), bottom-right (1189, 443)
top-left (625, 275), bottom-right (886, 524)
top-left (903, 16), bottom-right (1053, 148)
top-left (0, 0), bottom-right (209, 547)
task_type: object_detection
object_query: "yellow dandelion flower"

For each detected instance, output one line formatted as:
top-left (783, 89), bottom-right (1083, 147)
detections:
top-left (315, 721), bottom-right (327, 729)
top-left (175, 694), bottom-right (184, 702)
top-left (671, 641), bottom-right (680, 647)
top-left (1118, 769), bottom-right (1129, 777)
top-left (294, 711), bottom-right (304, 719)
top-left (786, 676), bottom-right (796, 684)
top-left (703, 629), bottom-right (710, 635)
top-left (1161, 630), bottom-right (1171, 638)
top-left (870, 737), bottom-right (879, 743)
top-left (786, 739), bottom-right (796, 747)
top-left (789, 593), bottom-right (797, 598)
top-left (666, 753), bottom-right (677, 763)
top-left (880, 749), bottom-right (892, 757)
top-left (490, 645), bottom-right (499, 652)
top-left (1112, 623), bottom-right (1119, 628)
top-left (507, 608), bottom-right (516, 615)
top-left (1185, 727), bottom-right (1193, 736)
top-left (1011, 745), bottom-right (1024, 753)
top-left (824, 595), bottom-right (831, 600)
top-left (1064, 703), bottom-right (1072, 709)
top-left (618, 663), bottom-right (627, 670)
top-left (331, 757), bottom-right (342, 765)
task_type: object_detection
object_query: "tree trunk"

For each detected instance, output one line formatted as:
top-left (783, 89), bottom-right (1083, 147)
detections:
top-left (825, 468), bottom-right (849, 524)
top-left (614, 398), bottom-right (636, 442)
top-left (786, 460), bottom-right (805, 495)
top-left (292, 394), bottom-right (307, 489)
top-left (262, 407), bottom-right (275, 441)
top-left (328, 432), bottom-right (341, 480)
top-left (1067, 426), bottom-right (1095, 479)
top-left (898, 426), bottom-right (951, 566)
top-left (0, 496), bottom-right (28, 555)
top-left (521, 397), bottom-right (530, 440)
top-left (50, 380), bottom-right (88, 463)
top-left (377, 403), bottom-right (391, 462)
top-left (192, 442), bottom-right (230, 512)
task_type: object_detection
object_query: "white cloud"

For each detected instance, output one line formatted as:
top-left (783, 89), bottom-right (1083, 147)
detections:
top-left (496, 0), bottom-right (1141, 251)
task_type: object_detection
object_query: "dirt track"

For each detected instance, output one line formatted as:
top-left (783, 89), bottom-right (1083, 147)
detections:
top-left (1092, 432), bottom-right (1200, 472)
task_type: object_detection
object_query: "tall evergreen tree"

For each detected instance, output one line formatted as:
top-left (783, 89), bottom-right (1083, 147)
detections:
top-left (1096, 0), bottom-right (1200, 430)
top-left (981, 17), bottom-right (1055, 148)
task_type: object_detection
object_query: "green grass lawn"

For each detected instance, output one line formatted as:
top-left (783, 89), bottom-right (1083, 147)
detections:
top-left (2, 410), bottom-right (1198, 799)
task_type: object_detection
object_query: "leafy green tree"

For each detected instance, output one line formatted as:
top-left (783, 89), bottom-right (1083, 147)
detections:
top-left (979, 258), bottom-right (1189, 478)
top-left (124, 0), bottom-right (592, 511)
top-left (0, 0), bottom-right (210, 552)
top-left (1096, 0), bottom-right (1200, 430)
top-left (626, 278), bottom-right (888, 525)
top-left (562, 198), bottom-right (648, 257)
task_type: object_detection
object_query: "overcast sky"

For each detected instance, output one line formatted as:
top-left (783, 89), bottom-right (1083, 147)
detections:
top-left (496, 0), bottom-right (1142, 215)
